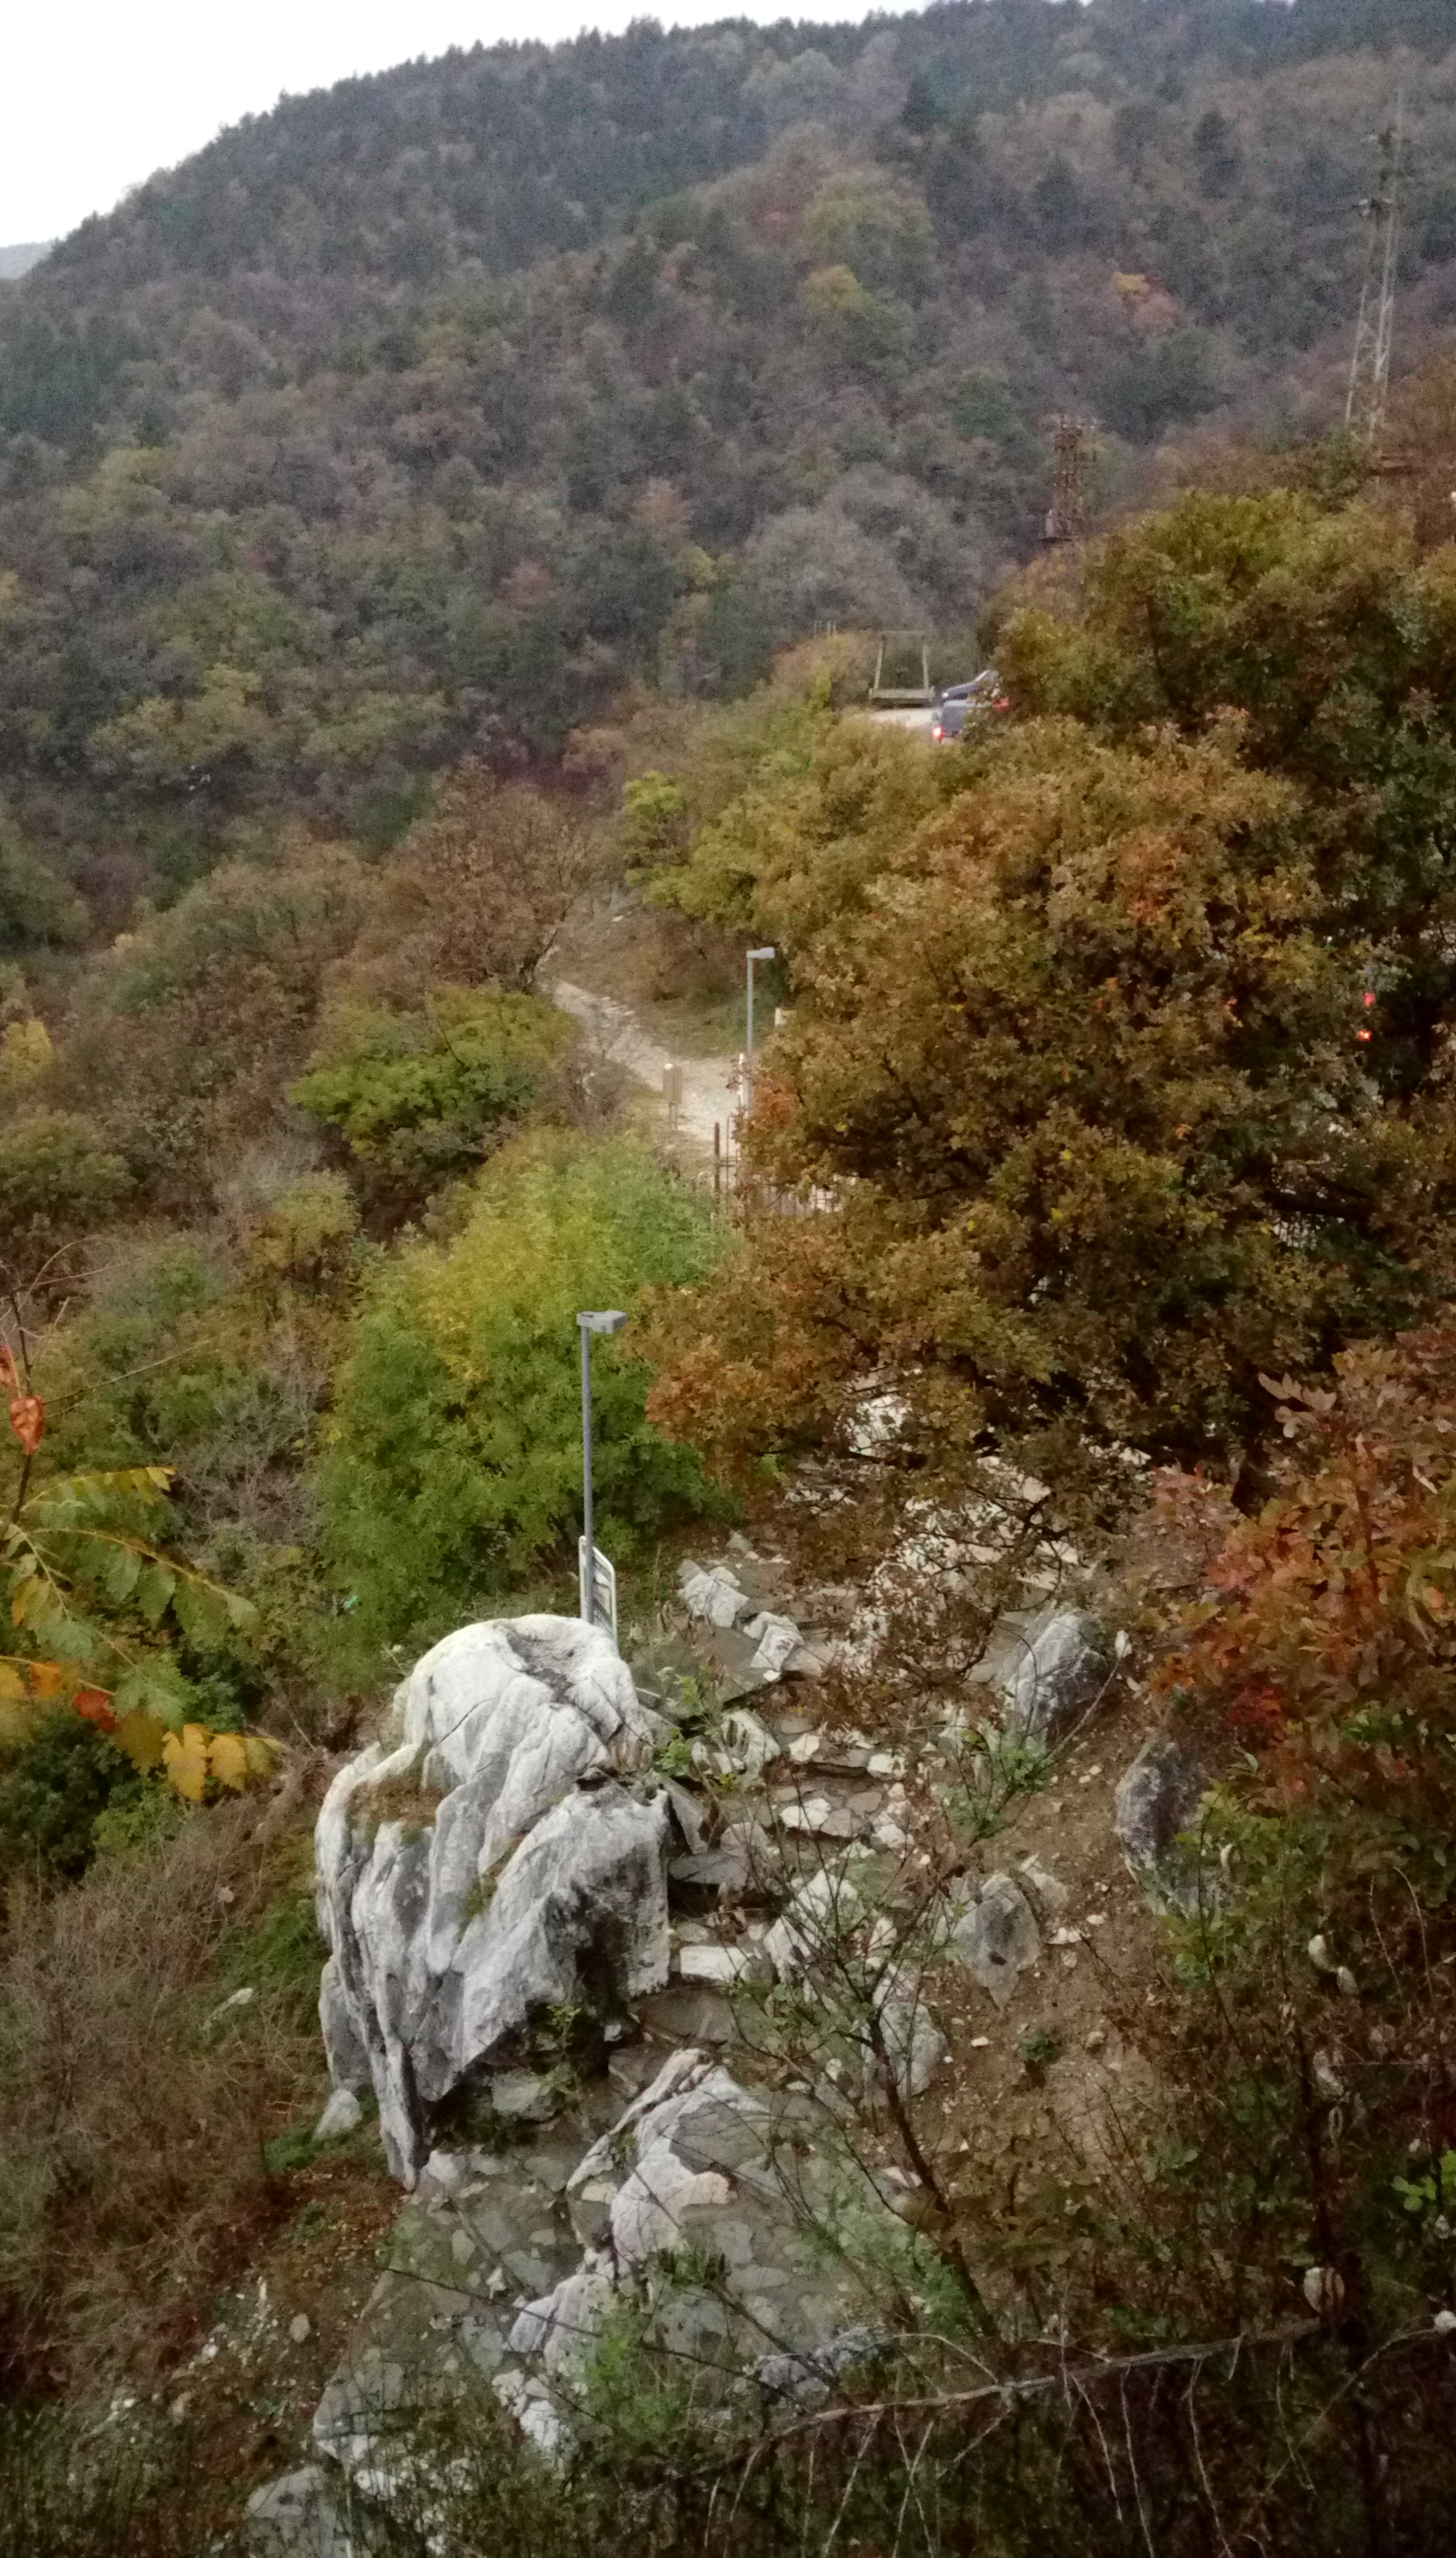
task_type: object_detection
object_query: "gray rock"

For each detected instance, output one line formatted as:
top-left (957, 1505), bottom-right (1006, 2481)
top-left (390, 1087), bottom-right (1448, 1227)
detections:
top-left (670, 1845), bottom-right (752, 1898)
top-left (489, 2049), bottom-right (901, 2455)
top-left (678, 1941), bottom-right (762, 1984)
top-left (245, 2466), bottom-right (359, 2558)
top-left (635, 1982), bottom-right (737, 2043)
top-left (1114, 1737), bottom-right (1209, 1914)
top-left (678, 1561), bottom-right (754, 1629)
top-left (313, 2086), bottom-right (363, 2145)
top-left (309, 2124), bottom-right (593, 2490)
top-left (488, 2070), bottom-right (563, 2123)
top-left (872, 1968), bottom-right (947, 2099)
top-left (1002, 1609), bottom-right (1112, 1743)
top-left (761, 1865), bottom-right (943, 2098)
top-left (763, 1861), bottom-right (868, 1980)
top-left (754, 2325), bottom-right (892, 2409)
top-left (948, 1873), bottom-right (1042, 2008)
top-left (315, 1616), bottom-right (670, 2182)
top-left (743, 1610), bottom-right (813, 1679)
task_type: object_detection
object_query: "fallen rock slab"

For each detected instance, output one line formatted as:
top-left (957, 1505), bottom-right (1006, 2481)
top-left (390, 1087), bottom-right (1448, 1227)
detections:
top-left (246, 2465), bottom-right (363, 2558)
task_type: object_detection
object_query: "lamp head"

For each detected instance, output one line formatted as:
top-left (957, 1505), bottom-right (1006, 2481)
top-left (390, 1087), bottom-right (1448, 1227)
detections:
top-left (578, 1309), bottom-right (628, 1336)
top-left (748, 946), bottom-right (776, 962)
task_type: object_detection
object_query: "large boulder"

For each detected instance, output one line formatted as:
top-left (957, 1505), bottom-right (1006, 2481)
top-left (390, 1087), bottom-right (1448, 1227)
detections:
top-left (315, 1618), bottom-right (671, 2182)
top-left (1000, 1609), bottom-right (1112, 1743)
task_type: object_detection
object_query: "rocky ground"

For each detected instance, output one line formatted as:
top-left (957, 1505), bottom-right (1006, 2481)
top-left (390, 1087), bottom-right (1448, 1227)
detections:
top-left (235, 1516), bottom-right (1203, 2553)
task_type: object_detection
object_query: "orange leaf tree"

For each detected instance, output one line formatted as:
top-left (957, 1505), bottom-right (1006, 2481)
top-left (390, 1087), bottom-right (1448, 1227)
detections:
top-left (1154, 1317), bottom-right (1456, 1888)
top-left (646, 715), bottom-right (1456, 1478)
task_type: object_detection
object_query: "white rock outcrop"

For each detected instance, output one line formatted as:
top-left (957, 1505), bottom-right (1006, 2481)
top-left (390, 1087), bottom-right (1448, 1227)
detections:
top-left (315, 1617), bottom-right (670, 2182)
top-left (678, 1559), bottom-right (754, 1628)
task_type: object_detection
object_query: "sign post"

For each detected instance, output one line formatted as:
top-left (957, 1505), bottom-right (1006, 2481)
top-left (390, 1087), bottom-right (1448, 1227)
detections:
top-left (577, 1538), bottom-right (619, 1644)
top-left (576, 1309), bottom-right (627, 1637)
top-left (745, 945), bottom-right (775, 1103)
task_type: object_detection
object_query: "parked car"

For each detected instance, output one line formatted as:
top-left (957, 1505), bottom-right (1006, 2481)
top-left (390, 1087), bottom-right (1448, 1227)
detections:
top-left (932, 667), bottom-right (1009, 740)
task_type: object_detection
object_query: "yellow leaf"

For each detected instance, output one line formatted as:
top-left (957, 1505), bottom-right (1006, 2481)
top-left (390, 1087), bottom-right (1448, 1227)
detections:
top-left (0, 1660), bottom-right (28, 1701)
top-left (113, 1707), bottom-right (167, 1773)
top-left (243, 1733), bottom-right (279, 1781)
top-left (162, 1722), bottom-right (210, 1802)
top-left (208, 1732), bottom-right (248, 1792)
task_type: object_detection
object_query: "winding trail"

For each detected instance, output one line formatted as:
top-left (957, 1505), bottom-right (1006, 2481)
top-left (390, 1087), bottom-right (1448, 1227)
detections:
top-left (552, 979), bottom-right (742, 1153)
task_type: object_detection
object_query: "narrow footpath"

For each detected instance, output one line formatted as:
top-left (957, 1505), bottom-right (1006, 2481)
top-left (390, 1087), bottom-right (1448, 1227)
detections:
top-left (552, 978), bottom-right (742, 1155)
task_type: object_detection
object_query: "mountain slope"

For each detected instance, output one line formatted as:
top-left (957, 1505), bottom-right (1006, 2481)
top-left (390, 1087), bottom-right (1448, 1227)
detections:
top-left (0, 0), bottom-right (1454, 882)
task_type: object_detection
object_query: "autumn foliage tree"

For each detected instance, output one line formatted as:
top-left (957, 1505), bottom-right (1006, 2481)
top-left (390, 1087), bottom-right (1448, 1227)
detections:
top-left (339, 769), bottom-right (604, 1007)
top-left (642, 660), bottom-right (1453, 1473)
top-left (1155, 1319), bottom-right (1456, 1883)
top-left (1122, 1322), bottom-right (1456, 2370)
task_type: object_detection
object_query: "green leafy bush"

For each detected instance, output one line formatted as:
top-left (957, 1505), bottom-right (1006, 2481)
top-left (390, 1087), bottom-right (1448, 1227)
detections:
top-left (291, 991), bottom-right (572, 1218)
top-left (0, 1714), bottom-right (146, 1879)
top-left (320, 1132), bottom-right (722, 1653)
top-left (0, 1111), bottom-right (130, 1291)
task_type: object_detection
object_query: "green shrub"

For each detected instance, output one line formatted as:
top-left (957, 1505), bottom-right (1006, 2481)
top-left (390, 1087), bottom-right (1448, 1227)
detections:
top-left (0, 1109), bottom-right (130, 1292)
top-left (0, 1714), bottom-right (148, 1879)
top-left (320, 1131), bottom-right (722, 1653)
top-left (291, 990), bottom-right (572, 1218)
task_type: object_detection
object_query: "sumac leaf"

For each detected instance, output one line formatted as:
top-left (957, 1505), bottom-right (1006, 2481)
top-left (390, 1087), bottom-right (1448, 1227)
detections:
top-left (162, 1722), bottom-right (210, 1802)
top-left (9, 1395), bottom-right (44, 1457)
top-left (208, 1732), bottom-right (248, 1792)
top-left (112, 1706), bottom-right (167, 1772)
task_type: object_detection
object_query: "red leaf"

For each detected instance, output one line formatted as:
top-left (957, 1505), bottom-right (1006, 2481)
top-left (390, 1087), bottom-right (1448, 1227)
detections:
top-left (9, 1395), bottom-right (44, 1457)
top-left (74, 1687), bottom-right (117, 1732)
top-left (0, 1344), bottom-right (18, 1397)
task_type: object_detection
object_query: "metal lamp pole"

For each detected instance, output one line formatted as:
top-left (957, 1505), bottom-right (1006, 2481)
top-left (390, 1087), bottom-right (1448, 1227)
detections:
top-left (745, 945), bottom-right (775, 1101)
top-left (577, 1309), bottom-right (627, 1625)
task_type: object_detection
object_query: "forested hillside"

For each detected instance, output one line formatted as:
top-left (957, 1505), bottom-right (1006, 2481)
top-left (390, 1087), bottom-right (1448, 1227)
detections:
top-left (1, 0), bottom-right (1456, 893)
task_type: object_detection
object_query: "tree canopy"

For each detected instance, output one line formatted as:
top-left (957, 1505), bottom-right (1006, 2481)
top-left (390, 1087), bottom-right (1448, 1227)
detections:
top-left (646, 488), bottom-right (1456, 1478)
top-left (2, 4), bottom-right (1456, 883)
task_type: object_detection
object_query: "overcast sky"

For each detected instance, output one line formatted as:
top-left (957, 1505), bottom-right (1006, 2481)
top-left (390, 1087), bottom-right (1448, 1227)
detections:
top-left (2, 1), bottom-right (886, 245)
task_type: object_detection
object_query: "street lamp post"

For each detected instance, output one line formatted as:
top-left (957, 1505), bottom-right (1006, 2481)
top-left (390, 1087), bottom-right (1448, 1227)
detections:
top-left (745, 945), bottom-right (775, 1102)
top-left (577, 1309), bottom-right (627, 1626)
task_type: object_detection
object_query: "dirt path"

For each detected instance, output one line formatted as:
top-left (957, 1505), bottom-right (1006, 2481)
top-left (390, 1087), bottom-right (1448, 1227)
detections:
top-left (552, 978), bottom-right (743, 1153)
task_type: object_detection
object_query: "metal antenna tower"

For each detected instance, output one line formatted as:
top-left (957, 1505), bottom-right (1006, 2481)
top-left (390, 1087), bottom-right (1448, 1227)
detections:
top-left (1044, 414), bottom-right (1088, 545)
top-left (1345, 94), bottom-right (1404, 451)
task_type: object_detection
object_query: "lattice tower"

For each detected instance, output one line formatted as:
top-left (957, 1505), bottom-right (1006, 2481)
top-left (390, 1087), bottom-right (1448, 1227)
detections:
top-left (1044, 414), bottom-right (1088, 545)
top-left (1346, 97), bottom-right (1405, 453)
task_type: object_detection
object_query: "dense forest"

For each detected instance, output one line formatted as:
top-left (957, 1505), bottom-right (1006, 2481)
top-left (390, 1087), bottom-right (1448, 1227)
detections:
top-left (0, 0), bottom-right (1455, 892)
